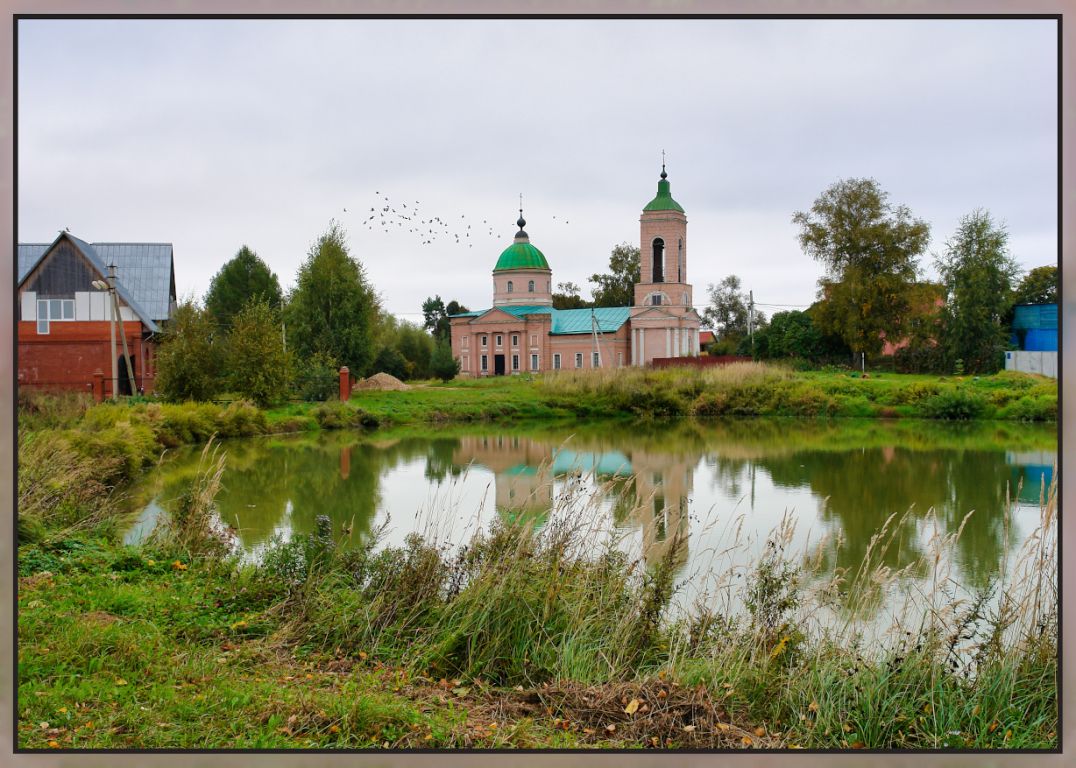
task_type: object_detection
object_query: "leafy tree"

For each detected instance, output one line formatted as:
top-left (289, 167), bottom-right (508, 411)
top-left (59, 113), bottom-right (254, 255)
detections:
top-left (793, 178), bottom-right (929, 357)
top-left (204, 246), bottom-right (283, 328)
top-left (553, 281), bottom-right (591, 309)
top-left (589, 243), bottom-right (640, 307)
top-left (935, 210), bottom-right (1019, 374)
top-left (702, 275), bottom-right (749, 338)
top-left (754, 310), bottom-right (823, 359)
top-left (395, 322), bottom-right (435, 379)
top-left (155, 300), bottom-right (224, 402)
top-left (286, 222), bottom-right (380, 375)
top-left (1012, 265), bottom-right (1058, 306)
top-left (227, 299), bottom-right (292, 407)
top-left (429, 340), bottom-right (460, 381)
top-left (422, 296), bottom-right (469, 343)
top-left (298, 351), bottom-right (339, 402)
top-left (372, 345), bottom-right (409, 381)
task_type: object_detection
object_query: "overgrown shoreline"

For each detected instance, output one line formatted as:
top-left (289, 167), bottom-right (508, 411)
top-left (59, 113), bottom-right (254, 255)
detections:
top-left (15, 369), bottom-right (1059, 750)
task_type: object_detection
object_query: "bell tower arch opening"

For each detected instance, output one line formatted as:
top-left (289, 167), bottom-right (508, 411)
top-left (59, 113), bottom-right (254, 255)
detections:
top-left (652, 238), bottom-right (665, 283)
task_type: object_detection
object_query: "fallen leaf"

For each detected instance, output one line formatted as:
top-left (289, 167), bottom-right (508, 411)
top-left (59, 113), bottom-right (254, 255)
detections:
top-left (988, 721), bottom-right (999, 733)
top-left (742, 735), bottom-right (753, 746)
top-left (717, 723), bottom-right (730, 732)
top-left (683, 724), bottom-right (696, 733)
top-left (851, 740), bottom-right (865, 749)
top-left (843, 723), bottom-right (853, 733)
top-left (114, 678), bottom-right (128, 686)
top-left (329, 725), bottom-right (340, 734)
top-left (971, 704), bottom-right (981, 716)
top-left (808, 700), bottom-right (819, 713)
top-left (754, 726), bottom-right (766, 737)
top-left (605, 724), bottom-right (616, 733)
top-left (47, 740), bottom-right (59, 748)
top-left (624, 698), bottom-right (640, 715)
top-left (452, 686), bottom-right (470, 697)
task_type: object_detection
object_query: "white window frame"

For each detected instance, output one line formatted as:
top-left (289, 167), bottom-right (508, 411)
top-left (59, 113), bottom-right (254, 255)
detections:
top-left (593, 352), bottom-right (600, 367)
top-left (481, 335), bottom-right (488, 347)
top-left (528, 280), bottom-right (535, 292)
top-left (553, 353), bottom-right (561, 370)
top-left (575, 353), bottom-right (583, 369)
top-left (481, 354), bottom-right (488, 372)
top-left (496, 334), bottom-right (503, 348)
top-left (512, 354), bottom-right (520, 371)
top-left (530, 354), bottom-right (539, 371)
top-left (511, 334), bottom-right (519, 348)
top-left (37, 298), bottom-right (75, 335)
top-left (507, 280), bottom-right (514, 293)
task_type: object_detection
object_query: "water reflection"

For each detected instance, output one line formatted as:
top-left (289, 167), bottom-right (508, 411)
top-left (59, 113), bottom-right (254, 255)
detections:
top-left (126, 420), bottom-right (1055, 609)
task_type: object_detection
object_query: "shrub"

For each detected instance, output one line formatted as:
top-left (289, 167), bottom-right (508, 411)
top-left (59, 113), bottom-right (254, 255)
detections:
top-left (921, 388), bottom-right (987, 420)
top-left (429, 341), bottom-right (460, 381)
top-left (156, 301), bottom-right (225, 402)
top-left (226, 299), bottom-right (292, 407)
top-left (310, 401), bottom-right (378, 429)
top-left (296, 352), bottom-right (340, 402)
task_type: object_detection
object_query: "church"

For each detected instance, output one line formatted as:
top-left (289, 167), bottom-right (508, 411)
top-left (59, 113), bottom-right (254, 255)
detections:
top-left (449, 167), bottom-right (702, 376)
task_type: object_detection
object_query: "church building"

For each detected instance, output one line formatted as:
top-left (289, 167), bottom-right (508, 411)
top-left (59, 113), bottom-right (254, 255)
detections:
top-left (449, 167), bottom-right (702, 376)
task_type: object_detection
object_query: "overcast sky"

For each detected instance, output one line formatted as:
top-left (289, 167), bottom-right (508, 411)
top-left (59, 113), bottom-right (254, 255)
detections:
top-left (17, 18), bottom-right (1057, 323)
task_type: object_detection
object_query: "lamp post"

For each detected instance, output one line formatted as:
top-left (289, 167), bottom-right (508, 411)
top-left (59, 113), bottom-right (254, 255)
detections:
top-left (92, 264), bottom-right (136, 398)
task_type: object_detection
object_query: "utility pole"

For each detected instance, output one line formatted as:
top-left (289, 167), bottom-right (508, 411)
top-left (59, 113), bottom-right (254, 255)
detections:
top-left (748, 290), bottom-right (754, 353)
top-left (108, 264), bottom-right (137, 396)
top-left (108, 283), bottom-right (118, 400)
top-left (591, 309), bottom-right (603, 368)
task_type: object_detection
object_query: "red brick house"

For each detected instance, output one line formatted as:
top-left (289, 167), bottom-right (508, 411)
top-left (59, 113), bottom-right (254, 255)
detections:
top-left (18, 232), bottom-right (176, 396)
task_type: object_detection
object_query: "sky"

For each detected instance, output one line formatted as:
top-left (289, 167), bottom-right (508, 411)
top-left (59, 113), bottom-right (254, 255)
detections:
top-left (16, 18), bottom-right (1058, 325)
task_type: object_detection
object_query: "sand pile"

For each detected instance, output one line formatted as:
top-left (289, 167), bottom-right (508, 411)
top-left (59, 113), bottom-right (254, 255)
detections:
top-left (352, 372), bottom-right (411, 391)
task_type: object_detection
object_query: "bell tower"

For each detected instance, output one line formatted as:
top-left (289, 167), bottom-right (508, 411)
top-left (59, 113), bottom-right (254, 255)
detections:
top-left (629, 160), bottom-right (701, 365)
top-left (634, 162), bottom-right (691, 309)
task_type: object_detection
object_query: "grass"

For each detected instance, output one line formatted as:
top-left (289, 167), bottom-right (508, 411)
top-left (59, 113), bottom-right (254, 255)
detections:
top-left (16, 434), bottom-right (1058, 750)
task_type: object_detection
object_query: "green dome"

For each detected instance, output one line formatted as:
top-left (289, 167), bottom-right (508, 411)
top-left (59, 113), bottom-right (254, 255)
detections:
top-left (494, 240), bottom-right (550, 272)
top-left (643, 173), bottom-right (685, 213)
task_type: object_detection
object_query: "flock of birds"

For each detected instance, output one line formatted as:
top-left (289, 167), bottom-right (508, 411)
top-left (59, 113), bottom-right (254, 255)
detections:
top-left (343, 191), bottom-right (571, 248)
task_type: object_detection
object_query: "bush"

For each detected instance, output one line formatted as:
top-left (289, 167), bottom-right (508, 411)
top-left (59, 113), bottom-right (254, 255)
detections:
top-left (921, 388), bottom-right (987, 420)
top-left (296, 352), bottom-right (340, 402)
top-left (429, 341), bottom-right (460, 381)
top-left (227, 299), bottom-right (292, 407)
top-left (156, 301), bottom-right (225, 402)
top-left (310, 401), bottom-right (379, 429)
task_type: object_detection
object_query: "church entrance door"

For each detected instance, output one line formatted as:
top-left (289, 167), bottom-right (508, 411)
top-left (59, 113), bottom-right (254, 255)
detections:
top-left (494, 354), bottom-right (506, 376)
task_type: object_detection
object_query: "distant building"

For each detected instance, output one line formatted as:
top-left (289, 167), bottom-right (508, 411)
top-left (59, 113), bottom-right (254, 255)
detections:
top-left (18, 232), bottom-right (177, 395)
top-left (1005, 303), bottom-right (1057, 378)
top-left (449, 167), bottom-right (703, 375)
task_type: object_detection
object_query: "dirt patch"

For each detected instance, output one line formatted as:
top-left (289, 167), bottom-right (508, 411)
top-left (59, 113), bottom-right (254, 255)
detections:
top-left (353, 372), bottom-right (411, 391)
top-left (81, 610), bottom-right (121, 627)
top-left (19, 571), bottom-right (55, 591)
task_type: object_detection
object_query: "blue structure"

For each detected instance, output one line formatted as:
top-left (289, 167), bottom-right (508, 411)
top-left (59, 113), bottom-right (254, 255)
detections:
top-left (1011, 304), bottom-right (1057, 352)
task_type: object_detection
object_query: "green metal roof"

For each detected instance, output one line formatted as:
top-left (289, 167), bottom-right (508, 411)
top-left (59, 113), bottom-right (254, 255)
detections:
top-left (450, 305), bottom-right (630, 335)
top-left (643, 177), bottom-right (684, 213)
top-left (494, 241), bottom-right (550, 272)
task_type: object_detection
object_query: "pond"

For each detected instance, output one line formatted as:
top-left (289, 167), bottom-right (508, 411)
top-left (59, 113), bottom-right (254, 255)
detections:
top-left (125, 418), bottom-right (1056, 632)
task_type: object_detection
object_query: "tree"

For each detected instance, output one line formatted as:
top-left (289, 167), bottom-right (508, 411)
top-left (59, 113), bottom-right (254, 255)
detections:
top-left (286, 222), bottom-right (380, 375)
top-left (204, 246), bottom-right (283, 328)
top-left (702, 275), bottom-right (749, 338)
top-left (935, 210), bottom-right (1020, 374)
top-left (589, 243), bottom-right (640, 307)
top-left (227, 299), bottom-right (292, 407)
top-left (155, 300), bottom-right (225, 402)
top-left (793, 178), bottom-right (930, 357)
top-left (553, 281), bottom-right (591, 310)
top-left (429, 340), bottom-right (460, 381)
top-left (753, 310), bottom-right (824, 360)
top-left (395, 322), bottom-right (435, 379)
top-left (1012, 265), bottom-right (1057, 306)
top-left (422, 296), bottom-right (469, 343)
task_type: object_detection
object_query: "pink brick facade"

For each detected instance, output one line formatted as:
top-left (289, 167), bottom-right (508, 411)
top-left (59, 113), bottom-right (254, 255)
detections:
top-left (450, 170), bottom-right (702, 376)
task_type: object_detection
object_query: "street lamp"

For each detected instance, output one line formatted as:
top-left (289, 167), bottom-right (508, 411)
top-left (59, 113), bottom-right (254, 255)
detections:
top-left (91, 265), bottom-right (136, 399)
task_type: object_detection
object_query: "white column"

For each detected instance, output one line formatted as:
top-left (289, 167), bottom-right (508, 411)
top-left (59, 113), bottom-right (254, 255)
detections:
top-left (665, 328), bottom-right (671, 358)
top-left (681, 328), bottom-right (688, 356)
top-left (673, 328), bottom-right (680, 357)
top-left (640, 329), bottom-right (645, 364)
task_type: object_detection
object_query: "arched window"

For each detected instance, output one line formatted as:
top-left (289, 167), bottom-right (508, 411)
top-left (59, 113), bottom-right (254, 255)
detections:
top-left (652, 238), bottom-right (664, 283)
top-left (528, 280), bottom-right (535, 292)
top-left (507, 280), bottom-right (514, 293)
top-left (678, 238), bottom-right (683, 282)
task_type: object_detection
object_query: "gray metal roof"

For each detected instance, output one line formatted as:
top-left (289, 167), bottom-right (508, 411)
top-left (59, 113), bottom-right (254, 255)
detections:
top-left (19, 235), bottom-right (175, 330)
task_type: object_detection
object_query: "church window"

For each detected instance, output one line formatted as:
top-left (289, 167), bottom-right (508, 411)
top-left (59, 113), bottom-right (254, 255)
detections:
top-left (512, 334), bottom-right (519, 347)
top-left (512, 354), bottom-right (520, 371)
top-left (496, 334), bottom-right (503, 347)
top-left (652, 238), bottom-right (664, 282)
top-left (554, 353), bottom-right (561, 369)
top-left (481, 335), bottom-right (488, 347)
top-left (528, 280), bottom-right (535, 292)
top-left (575, 353), bottom-right (583, 368)
top-left (530, 354), bottom-right (539, 370)
top-left (481, 355), bottom-right (488, 372)
top-left (678, 239), bottom-right (683, 282)
top-left (652, 294), bottom-right (662, 306)
top-left (507, 281), bottom-right (513, 293)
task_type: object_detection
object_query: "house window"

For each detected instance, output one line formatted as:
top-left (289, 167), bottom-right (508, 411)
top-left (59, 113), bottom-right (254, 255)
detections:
top-left (554, 353), bottom-right (561, 370)
top-left (512, 354), bottom-right (520, 371)
top-left (528, 280), bottom-right (535, 292)
top-left (617, 352), bottom-right (623, 367)
top-left (496, 334), bottom-right (503, 347)
top-left (511, 334), bottom-right (519, 347)
top-left (593, 352), bottom-right (600, 367)
top-left (37, 298), bottom-right (75, 334)
top-left (481, 355), bottom-right (488, 372)
top-left (575, 353), bottom-right (583, 369)
top-left (507, 281), bottom-right (514, 293)
top-left (481, 335), bottom-right (488, 347)
top-left (530, 354), bottom-right (539, 371)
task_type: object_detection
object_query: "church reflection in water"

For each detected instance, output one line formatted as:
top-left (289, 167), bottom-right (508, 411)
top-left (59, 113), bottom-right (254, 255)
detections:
top-left (450, 434), bottom-right (694, 570)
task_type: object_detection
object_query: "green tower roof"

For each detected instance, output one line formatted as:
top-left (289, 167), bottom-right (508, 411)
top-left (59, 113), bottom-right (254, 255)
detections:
top-left (493, 209), bottom-right (550, 271)
top-left (643, 168), bottom-right (685, 213)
